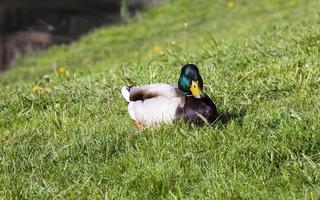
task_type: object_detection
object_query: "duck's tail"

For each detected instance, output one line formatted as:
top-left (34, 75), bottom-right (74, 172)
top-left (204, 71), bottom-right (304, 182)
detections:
top-left (121, 86), bottom-right (132, 102)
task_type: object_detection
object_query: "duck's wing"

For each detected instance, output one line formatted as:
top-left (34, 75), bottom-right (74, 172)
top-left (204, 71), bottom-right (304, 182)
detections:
top-left (176, 95), bottom-right (218, 125)
top-left (121, 83), bottom-right (181, 102)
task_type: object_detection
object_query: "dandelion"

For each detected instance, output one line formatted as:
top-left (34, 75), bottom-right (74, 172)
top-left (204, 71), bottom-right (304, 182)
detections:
top-left (32, 85), bottom-right (42, 94)
top-left (153, 44), bottom-right (161, 53)
top-left (227, 1), bottom-right (235, 8)
top-left (56, 66), bottom-right (65, 73)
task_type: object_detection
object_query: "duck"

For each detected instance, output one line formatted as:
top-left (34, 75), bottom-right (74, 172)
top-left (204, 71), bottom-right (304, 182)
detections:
top-left (121, 64), bottom-right (218, 127)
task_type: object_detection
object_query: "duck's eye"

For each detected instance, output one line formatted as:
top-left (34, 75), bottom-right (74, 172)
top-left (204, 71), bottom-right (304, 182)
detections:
top-left (193, 85), bottom-right (196, 88)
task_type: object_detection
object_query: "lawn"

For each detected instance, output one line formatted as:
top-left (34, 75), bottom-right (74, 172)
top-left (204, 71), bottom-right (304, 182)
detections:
top-left (1, 0), bottom-right (320, 198)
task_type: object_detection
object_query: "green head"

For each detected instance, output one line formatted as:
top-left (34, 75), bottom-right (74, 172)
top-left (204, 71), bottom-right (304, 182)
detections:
top-left (178, 64), bottom-right (205, 99)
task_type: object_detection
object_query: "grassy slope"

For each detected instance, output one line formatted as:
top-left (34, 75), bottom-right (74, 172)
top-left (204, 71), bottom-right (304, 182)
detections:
top-left (1, 0), bottom-right (320, 198)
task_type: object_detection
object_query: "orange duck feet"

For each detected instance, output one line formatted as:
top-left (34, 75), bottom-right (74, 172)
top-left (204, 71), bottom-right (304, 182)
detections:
top-left (135, 121), bottom-right (143, 129)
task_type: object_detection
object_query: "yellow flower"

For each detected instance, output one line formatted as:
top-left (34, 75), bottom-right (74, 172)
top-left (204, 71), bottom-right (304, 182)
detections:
top-left (32, 85), bottom-right (42, 94)
top-left (57, 66), bottom-right (65, 73)
top-left (153, 44), bottom-right (161, 53)
top-left (227, 1), bottom-right (235, 8)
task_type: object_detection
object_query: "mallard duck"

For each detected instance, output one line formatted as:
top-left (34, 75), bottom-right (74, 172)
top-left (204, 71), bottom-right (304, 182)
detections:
top-left (121, 64), bottom-right (218, 127)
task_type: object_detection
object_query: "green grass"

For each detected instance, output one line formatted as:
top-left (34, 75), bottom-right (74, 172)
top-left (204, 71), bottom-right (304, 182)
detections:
top-left (1, 0), bottom-right (320, 198)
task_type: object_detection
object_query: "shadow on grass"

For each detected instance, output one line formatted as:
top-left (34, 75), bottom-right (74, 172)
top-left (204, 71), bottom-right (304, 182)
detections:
top-left (217, 108), bottom-right (247, 125)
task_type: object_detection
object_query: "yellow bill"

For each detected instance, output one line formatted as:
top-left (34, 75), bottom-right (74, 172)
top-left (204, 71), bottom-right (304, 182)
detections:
top-left (190, 81), bottom-right (205, 99)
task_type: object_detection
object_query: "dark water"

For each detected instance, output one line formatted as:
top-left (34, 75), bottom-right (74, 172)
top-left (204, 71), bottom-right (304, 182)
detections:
top-left (0, 0), bottom-right (161, 70)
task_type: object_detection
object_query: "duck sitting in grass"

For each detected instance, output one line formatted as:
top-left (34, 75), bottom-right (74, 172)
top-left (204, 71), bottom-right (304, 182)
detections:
top-left (121, 64), bottom-right (218, 128)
